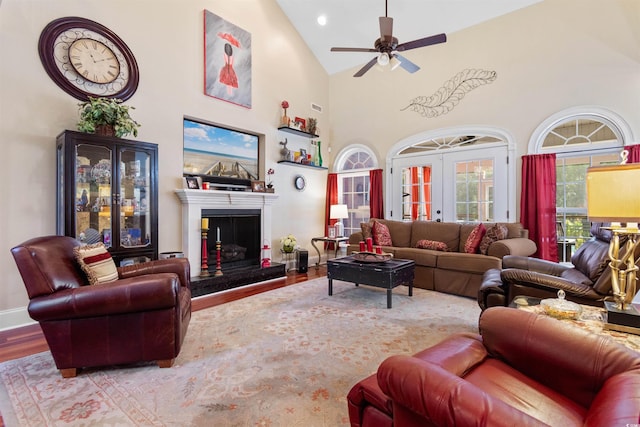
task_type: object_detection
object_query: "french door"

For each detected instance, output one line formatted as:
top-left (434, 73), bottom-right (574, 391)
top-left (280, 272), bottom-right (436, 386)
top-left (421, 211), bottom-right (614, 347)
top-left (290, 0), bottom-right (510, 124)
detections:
top-left (391, 145), bottom-right (509, 223)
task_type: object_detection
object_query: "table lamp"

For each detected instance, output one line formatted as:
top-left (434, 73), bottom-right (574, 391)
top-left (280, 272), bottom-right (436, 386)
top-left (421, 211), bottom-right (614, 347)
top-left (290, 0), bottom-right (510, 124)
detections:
top-left (330, 204), bottom-right (349, 237)
top-left (586, 150), bottom-right (640, 334)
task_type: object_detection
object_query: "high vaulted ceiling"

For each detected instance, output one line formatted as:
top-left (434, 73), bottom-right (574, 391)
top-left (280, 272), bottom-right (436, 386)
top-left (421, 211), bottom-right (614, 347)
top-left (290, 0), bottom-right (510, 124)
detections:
top-left (275, 0), bottom-right (542, 75)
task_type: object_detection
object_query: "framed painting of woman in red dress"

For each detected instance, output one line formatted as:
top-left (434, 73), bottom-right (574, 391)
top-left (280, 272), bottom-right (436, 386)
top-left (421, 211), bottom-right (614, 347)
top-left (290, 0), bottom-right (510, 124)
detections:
top-left (204, 10), bottom-right (252, 108)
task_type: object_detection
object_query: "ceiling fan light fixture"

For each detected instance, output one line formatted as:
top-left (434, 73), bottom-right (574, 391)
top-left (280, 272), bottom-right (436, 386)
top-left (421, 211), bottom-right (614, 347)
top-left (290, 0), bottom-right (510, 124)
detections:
top-left (389, 55), bottom-right (401, 70)
top-left (377, 52), bottom-right (390, 66)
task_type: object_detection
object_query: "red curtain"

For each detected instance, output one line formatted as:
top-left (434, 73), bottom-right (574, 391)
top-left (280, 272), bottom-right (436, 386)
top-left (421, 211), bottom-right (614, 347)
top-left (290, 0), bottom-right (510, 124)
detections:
top-left (423, 166), bottom-right (432, 220)
top-left (625, 143), bottom-right (640, 163)
top-left (325, 173), bottom-right (339, 235)
top-left (521, 153), bottom-right (558, 261)
top-left (410, 167), bottom-right (419, 220)
top-left (369, 169), bottom-right (384, 219)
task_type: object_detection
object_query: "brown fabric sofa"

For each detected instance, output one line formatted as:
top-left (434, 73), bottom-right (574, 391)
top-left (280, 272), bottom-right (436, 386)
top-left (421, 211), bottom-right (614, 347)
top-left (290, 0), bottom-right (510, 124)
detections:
top-left (347, 306), bottom-right (640, 427)
top-left (11, 235), bottom-right (192, 378)
top-left (347, 220), bottom-right (536, 298)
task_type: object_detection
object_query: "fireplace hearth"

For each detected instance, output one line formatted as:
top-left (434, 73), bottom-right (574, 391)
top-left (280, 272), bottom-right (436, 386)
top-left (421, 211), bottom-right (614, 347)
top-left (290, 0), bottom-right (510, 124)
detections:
top-left (191, 263), bottom-right (286, 297)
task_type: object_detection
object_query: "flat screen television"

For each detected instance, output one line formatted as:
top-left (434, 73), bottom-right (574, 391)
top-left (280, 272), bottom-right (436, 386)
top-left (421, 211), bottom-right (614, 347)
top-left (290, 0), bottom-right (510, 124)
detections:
top-left (183, 117), bottom-right (259, 188)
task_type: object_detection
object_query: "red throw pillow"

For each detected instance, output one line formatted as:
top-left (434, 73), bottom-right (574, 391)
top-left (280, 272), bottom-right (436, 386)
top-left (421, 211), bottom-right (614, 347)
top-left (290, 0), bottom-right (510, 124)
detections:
top-left (372, 220), bottom-right (393, 246)
top-left (464, 223), bottom-right (487, 254)
top-left (479, 224), bottom-right (508, 255)
top-left (416, 239), bottom-right (449, 251)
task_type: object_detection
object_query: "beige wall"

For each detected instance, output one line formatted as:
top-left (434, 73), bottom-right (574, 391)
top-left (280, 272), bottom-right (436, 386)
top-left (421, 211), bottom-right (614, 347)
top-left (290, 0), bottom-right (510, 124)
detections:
top-left (328, 0), bottom-right (640, 209)
top-left (0, 0), bottom-right (330, 329)
top-left (1, 0), bottom-right (639, 330)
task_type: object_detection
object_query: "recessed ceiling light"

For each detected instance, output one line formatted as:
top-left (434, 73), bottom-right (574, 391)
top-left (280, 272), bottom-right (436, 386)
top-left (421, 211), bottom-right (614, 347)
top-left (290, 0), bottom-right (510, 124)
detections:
top-left (317, 15), bottom-right (327, 26)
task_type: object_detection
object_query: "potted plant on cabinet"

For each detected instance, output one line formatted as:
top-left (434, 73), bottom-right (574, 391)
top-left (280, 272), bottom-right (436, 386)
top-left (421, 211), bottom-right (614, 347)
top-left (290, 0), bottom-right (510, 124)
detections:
top-left (77, 97), bottom-right (140, 138)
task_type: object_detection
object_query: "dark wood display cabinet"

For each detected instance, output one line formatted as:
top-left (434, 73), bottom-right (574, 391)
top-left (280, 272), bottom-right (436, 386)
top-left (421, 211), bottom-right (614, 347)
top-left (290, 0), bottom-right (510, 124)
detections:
top-left (56, 130), bottom-right (158, 265)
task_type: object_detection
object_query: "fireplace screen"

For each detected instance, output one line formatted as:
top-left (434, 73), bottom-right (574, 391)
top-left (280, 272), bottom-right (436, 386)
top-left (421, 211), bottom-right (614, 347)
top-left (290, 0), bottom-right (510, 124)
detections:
top-left (203, 208), bottom-right (260, 269)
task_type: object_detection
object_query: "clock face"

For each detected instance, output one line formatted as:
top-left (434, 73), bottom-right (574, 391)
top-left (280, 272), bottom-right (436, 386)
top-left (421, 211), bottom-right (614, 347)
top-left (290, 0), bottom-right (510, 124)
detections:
top-left (294, 175), bottom-right (306, 191)
top-left (69, 38), bottom-right (120, 84)
top-left (38, 17), bottom-right (139, 101)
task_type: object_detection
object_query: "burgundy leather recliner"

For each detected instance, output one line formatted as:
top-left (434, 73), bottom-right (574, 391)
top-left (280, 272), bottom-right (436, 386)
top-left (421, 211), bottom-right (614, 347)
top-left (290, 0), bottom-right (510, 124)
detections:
top-left (347, 307), bottom-right (640, 426)
top-left (11, 235), bottom-right (192, 378)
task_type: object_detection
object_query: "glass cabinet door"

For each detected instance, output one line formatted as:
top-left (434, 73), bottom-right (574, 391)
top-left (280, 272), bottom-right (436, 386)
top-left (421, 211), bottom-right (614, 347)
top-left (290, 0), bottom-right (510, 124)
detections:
top-left (57, 130), bottom-right (158, 263)
top-left (118, 148), bottom-right (151, 248)
top-left (75, 143), bottom-right (113, 247)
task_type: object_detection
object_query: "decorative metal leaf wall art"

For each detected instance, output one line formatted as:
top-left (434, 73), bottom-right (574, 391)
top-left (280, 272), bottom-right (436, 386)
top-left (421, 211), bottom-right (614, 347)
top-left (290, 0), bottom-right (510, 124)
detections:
top-left (401, 69), bottom-right (497, 118)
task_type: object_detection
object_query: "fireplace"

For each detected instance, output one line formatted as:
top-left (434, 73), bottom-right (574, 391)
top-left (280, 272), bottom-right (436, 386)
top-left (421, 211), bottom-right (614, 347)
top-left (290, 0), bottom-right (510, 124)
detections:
top-left (202, 208), bottom-right (261, 270)
top-left (175, 189), bottom-right (278, 277)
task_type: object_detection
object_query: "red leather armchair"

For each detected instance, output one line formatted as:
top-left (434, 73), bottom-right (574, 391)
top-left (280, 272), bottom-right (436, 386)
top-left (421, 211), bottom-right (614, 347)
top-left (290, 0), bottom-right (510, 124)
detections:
top-left (11, 235), bottom-right (192, 378)
top-left (347, 307), bottom-right (640, 426)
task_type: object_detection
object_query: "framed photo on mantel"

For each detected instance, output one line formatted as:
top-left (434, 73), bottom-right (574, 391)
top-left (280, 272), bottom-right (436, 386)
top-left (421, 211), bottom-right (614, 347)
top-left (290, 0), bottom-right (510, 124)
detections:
top-left (251, 180), bottom-right (265, 192)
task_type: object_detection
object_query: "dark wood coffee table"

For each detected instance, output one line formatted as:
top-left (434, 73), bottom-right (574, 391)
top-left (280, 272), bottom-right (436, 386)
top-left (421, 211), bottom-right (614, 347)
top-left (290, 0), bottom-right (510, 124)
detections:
top-left (326, 256), bottom-right (415, 308)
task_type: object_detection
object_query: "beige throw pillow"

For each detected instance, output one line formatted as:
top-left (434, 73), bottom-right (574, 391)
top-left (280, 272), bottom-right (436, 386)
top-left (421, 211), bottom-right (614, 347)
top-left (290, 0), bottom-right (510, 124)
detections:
top-left (74, 243), bottom-right (119, 285)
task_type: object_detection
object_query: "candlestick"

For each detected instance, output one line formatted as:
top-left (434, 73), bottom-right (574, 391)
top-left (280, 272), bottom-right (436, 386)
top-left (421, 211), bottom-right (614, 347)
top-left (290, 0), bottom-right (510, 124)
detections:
top-left (200, 226), bottom-right (210, 277)
top-left (217, 226), bottom-right (220, 242)
top-left (214, 240), bottom-right (223, 276)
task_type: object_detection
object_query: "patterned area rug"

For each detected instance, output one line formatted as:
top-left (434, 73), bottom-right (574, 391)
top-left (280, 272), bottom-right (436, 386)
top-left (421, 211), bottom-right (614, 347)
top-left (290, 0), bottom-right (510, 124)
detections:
top-left (0, 278), bottom-right (481, 426)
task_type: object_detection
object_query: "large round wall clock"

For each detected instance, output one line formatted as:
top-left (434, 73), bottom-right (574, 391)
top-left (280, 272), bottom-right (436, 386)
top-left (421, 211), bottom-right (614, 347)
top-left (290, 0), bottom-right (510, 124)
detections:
top-left (38, 16), bottom-right (139, 101)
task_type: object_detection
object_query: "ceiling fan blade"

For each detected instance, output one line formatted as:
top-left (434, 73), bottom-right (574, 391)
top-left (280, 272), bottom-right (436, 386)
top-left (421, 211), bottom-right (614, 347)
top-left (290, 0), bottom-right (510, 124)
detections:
top-left (379, 16), bottom-right (393, 40)
top-left (353, 56), bottom-right (378, 77)
top-left (396, 33), bottom-right (446, 52)
top-left (393, 53), bottom-right (420, 73)
top-left (331, 47), bottom-right (378, 53)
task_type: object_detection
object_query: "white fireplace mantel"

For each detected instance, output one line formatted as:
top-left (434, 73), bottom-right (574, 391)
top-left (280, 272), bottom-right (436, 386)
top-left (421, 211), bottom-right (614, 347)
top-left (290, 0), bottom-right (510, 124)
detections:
top-left (175, 189), bottom-right (278, 277)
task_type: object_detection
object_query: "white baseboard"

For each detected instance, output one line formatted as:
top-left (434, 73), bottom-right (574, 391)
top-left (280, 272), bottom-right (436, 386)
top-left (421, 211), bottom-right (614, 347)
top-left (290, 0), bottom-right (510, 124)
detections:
top-left (0, 307), bottom-right (35, 332)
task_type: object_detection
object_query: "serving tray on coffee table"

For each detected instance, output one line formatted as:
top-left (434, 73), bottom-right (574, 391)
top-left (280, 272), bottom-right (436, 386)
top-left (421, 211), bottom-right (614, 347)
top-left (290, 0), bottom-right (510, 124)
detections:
top-left (351, 251), bottom-right (393, 263)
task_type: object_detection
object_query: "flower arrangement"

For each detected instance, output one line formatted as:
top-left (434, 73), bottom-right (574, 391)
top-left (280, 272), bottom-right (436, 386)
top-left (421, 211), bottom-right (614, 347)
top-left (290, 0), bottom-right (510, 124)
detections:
top-left (280, 234), bottom-right (297, 253)
top-left (267, 168), bottom-right (275, 187)
top-left (280, 100), bottom-right (290, 126)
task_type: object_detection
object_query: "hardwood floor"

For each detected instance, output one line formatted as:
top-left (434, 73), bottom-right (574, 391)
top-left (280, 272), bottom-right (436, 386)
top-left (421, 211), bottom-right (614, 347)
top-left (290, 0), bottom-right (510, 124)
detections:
top-left (0, 267), bottom-right (327, 364)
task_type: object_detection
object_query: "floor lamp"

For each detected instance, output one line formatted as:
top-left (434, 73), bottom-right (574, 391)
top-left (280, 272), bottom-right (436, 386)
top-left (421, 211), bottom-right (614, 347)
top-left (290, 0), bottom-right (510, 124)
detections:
top-left (586, 152), bottom-right (640, 334)
top-left (330, 204), bottom-right (349, 237)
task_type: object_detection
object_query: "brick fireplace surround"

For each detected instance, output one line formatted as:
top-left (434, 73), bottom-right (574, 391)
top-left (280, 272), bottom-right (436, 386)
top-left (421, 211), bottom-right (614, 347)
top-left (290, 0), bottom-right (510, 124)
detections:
top-left (175, 189), bottom-right (278, 277)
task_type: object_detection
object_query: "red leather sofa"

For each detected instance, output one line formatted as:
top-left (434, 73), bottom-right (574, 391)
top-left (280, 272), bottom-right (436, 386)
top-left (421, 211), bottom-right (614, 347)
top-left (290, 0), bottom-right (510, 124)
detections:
top-left (347, 306), bottom-right (640, 426)
top-left (11, 235), bottom-right (192, 377)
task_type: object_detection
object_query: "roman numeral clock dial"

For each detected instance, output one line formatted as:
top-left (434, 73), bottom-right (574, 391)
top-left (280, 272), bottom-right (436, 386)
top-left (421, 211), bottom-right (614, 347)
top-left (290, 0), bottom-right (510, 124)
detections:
top-left (38, 17), bottom-right (139, 101)
top-left (69, 39), bottom-right (120, 84)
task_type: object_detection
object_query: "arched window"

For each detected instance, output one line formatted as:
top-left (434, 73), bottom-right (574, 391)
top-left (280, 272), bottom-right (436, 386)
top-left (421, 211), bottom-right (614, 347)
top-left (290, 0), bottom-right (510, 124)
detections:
top-left (529, 106), bottom-right (633, 260)
top-left (333, 145), bottom-right (378, 236)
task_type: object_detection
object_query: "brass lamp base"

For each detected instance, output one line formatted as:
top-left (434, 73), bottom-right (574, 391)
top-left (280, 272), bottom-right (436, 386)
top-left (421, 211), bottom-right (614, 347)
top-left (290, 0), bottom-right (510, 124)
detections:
top-left (604, 300), bottom-right (640, 335)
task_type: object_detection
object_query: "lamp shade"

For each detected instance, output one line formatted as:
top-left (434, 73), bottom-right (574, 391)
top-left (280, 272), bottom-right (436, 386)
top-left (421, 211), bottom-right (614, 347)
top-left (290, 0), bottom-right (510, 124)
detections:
top-left (330, 204), bottom-right (349, 219)
top-left (586, 163), bottom-right (640, 222)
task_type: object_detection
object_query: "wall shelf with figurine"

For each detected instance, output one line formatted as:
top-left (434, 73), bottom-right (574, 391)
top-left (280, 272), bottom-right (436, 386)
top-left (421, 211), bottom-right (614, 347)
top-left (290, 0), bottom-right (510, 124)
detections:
top-left (276, 160), bottom-right (327, 170)
top-left (277, 126), bottom-right (318, 139)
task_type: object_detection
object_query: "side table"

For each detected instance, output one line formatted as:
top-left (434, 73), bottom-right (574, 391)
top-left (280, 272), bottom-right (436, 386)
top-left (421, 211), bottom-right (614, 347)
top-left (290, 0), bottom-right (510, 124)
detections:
top-left (310, 236), bottom-right (349, 269)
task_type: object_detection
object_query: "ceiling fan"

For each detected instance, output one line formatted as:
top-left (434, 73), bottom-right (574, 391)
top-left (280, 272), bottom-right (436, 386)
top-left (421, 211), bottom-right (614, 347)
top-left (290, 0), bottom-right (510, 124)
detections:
top-left (330, 0), bottom-right (447, 77)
